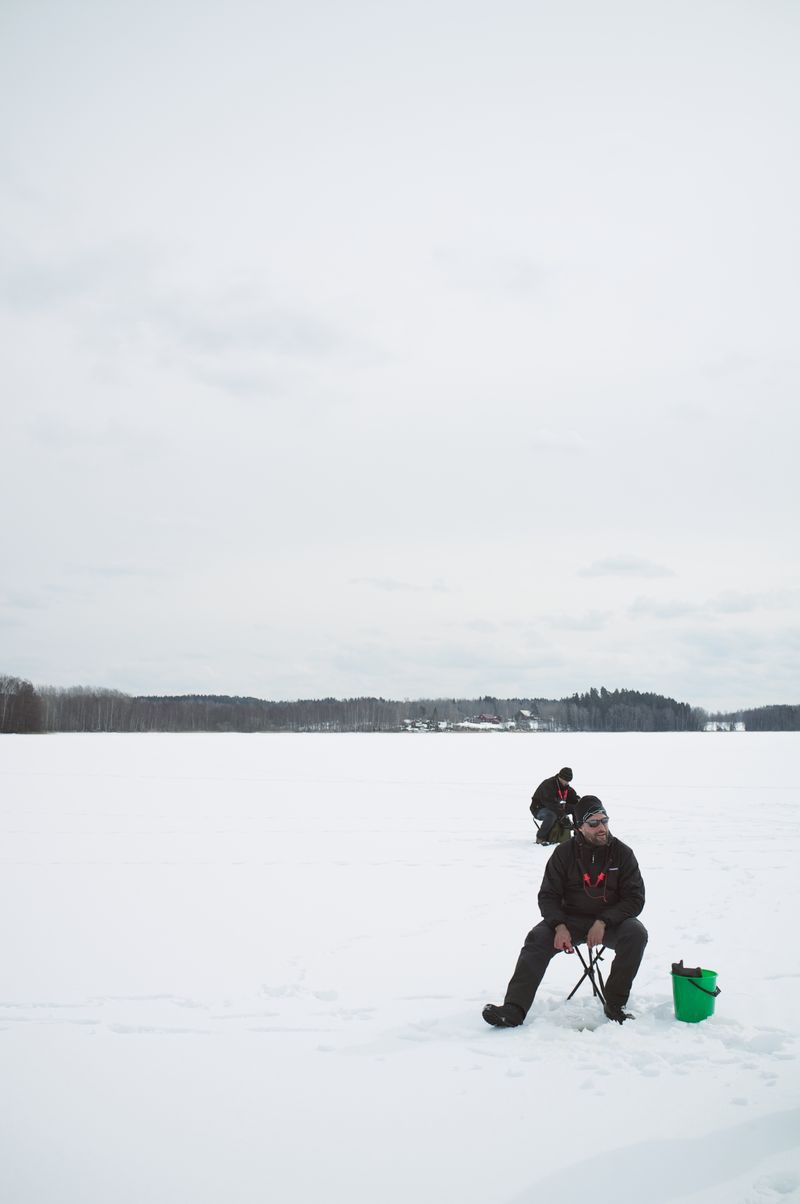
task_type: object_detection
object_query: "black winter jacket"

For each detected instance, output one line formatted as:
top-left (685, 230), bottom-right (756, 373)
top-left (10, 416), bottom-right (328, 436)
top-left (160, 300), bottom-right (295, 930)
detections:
top-left (530, 775), bottom-right (581, 825)
top-left (537, 832), bottom-right (645, 930)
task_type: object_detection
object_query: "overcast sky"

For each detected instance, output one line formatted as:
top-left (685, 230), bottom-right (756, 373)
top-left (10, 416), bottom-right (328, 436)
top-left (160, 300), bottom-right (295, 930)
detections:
top-left (1, 1), bottom-right (798, 711)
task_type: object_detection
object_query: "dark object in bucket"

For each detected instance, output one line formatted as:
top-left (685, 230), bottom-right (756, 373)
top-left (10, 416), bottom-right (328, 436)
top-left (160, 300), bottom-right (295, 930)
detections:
top-left (672, 960), bottom-right (703, 977)
top-left (671, 961), bottom-right (721, 1022)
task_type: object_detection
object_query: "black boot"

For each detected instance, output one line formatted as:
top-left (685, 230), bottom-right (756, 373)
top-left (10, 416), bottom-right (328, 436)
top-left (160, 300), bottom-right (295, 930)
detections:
top-left (604, 1001), bottom-right (634, 1024)
top-left (482, 1002), bottom-right (524, 1028)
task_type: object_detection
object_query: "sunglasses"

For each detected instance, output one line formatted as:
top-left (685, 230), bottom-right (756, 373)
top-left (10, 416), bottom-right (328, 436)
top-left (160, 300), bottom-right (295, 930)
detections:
top-left (584, 816), bottom-right (609, 828)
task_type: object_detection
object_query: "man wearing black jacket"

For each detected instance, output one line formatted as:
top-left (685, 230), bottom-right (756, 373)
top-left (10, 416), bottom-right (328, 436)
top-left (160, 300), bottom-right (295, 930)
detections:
top-left (483, 797), bottom-right (647, 1026)
top-left (530, 767), bottom-right (581, 844)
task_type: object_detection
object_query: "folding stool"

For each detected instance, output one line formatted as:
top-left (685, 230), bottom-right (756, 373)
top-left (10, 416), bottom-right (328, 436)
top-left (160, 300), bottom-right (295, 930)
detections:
top-left (566, 944), bottom-right (606, 1004)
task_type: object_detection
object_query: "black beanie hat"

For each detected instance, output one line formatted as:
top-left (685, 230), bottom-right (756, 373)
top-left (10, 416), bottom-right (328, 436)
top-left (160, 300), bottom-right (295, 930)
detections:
top-left (579, 796), bottom-right (607, 824)
top-left (557, 767), bottom-right (573, 782)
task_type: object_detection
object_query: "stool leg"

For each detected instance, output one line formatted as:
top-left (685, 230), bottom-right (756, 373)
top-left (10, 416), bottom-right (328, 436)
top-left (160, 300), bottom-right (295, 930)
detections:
top-left (589, 948), bottom-right (606, 1004)
top-left (567, 949), bottom-right (591, 1000)
top-left (567, 946), bottom-right (606, 1003)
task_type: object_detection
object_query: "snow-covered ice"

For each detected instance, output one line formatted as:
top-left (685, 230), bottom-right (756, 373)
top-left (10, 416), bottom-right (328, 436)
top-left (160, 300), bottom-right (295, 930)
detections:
top-left (1, 732), bottom-right (798, 1203)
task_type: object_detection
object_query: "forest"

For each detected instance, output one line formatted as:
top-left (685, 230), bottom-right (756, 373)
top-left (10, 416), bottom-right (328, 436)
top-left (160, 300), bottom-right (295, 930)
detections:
top-left (2, 675), bottom-right (797, 733)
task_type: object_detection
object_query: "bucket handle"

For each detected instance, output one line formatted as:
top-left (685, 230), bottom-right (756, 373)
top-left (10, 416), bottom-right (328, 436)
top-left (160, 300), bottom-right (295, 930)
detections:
top-left (687, 978), bottom-right (721, 998)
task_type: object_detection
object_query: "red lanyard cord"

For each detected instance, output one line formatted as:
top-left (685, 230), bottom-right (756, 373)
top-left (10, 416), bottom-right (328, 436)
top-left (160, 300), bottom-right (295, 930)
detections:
top-left (578, 844), bottom-right (611, 900)
top-left (583, 871), bottom-right (605, 889)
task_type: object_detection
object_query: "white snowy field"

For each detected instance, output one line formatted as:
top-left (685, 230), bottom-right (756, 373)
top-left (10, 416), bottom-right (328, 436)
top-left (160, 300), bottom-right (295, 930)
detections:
top-left (1, 733), bottom-right (799, 1204)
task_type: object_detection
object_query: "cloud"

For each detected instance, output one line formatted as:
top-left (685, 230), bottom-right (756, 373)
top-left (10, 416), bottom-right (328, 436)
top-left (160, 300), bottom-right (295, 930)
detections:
top-left (706, 590), bottom-right (800, 617)
top-left (193, 365), bottom-right (280, 401)
top-left (697, 353), bottom-right (754, 380)
top-left (629, 598), bottom-right (700, 620)
top-left (348, 577), bottom-right (451, 594)
top-left (326, 633), bottom-right (567, 695)
top-left (463, 619), bottom-right (499, 634)
top-left (629, 589), bottom-right (800, 622)
top-left (0, 589), bottom-right (43, 610)
top-left (1, 242), bottom-right (351, 399)
top-left (676, 623), bottom-right (800, 669)
top-left (665, 400), bottom-right (714, 421)
top-left (433, 247), bottom-right (546, 296)
top-left (0, 241), bottom-right (156, 313)
top-left (528, 427), bottom-right (587, 452)
top-left (579, 556), bottom-right (675, 579)
top-left (547, 611), bottom-right (611, 631)
top-left (25, 414), bottom-right (165, 458)
top-left (711, 591), bottom-right (758, 615)
top-left (156, 292), bottom-right (344, 361)
top-left (64, 562), bottom-right (158, 581)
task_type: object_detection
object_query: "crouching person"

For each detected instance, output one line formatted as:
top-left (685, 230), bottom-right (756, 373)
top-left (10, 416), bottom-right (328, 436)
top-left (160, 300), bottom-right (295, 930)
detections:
top-left (530, 766), bottom-right (580, 845)
top-left (483, 797), bottom-right (647, 1026)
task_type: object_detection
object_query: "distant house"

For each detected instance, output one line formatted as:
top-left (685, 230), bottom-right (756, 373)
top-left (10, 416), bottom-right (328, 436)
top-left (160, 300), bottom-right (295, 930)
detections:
top-left (515, 709), bottom-right (541, 731)
top-left (456, 715), bottom-right (515, 731)
top-left (402, 717), bottom-right (450, 733)
top-left (704, 721), bottom-right (746, 732)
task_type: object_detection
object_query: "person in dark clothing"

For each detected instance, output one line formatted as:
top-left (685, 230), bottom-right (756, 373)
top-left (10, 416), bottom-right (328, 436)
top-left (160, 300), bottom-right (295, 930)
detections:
top-left (483, 797), bottom-right (647, 1026)
top-left (530, 766), bottom-right (581, 844)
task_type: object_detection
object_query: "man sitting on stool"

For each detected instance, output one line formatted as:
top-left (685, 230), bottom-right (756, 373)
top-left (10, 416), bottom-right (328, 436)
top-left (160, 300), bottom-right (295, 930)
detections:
top-left (483, 797), bottom-right (647, 1026)
top-left (530, 766), bottom-right (580, 844)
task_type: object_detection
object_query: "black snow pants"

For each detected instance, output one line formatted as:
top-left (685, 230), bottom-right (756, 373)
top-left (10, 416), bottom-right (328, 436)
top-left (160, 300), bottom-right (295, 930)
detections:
top-left (504, 916), bottom-right (648, 1016)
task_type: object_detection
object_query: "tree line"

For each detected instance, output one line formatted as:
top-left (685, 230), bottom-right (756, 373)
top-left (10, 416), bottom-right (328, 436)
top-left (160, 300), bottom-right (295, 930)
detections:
top-left (0, 676), bottom-right (42, 734)
top-left (4, 675), bottom-right (794, 733)
top-left (732, 704), bottom-right (800, 731)
top-left (540, 687), bottom-right (701, 732)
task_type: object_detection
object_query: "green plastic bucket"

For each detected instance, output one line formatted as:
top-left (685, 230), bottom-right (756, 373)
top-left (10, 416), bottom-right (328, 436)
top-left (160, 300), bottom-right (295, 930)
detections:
top-left (672, 966), bottom-right (720, 1023)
